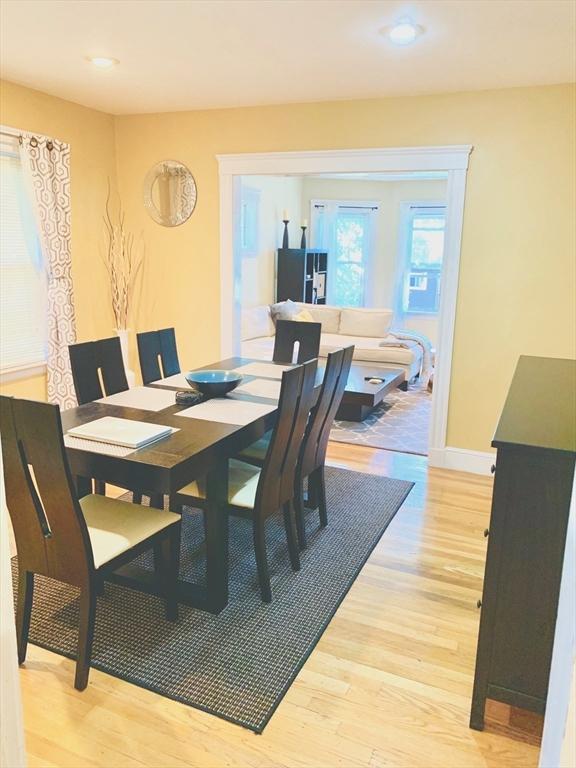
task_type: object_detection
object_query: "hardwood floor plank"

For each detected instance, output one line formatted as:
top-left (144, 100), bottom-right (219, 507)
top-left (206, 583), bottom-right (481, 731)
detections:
top-left (17, 444), bottom-right (540, 767)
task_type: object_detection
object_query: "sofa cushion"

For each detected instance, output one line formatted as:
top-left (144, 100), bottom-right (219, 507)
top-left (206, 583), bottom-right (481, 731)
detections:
top-left (241, 305), bottom-right (275, 341)
top-left (295, 303), bottom-right (341, 333)
top-left (320, 333), bottom-right (422, 367)
top-left (339, 308), bottom-right (393, 337)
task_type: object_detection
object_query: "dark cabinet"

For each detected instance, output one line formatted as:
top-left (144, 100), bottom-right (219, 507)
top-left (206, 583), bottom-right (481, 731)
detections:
top-left (470, 356), bottom-right (576, 730)
top-left (276, 248), bottom-right (327, 305)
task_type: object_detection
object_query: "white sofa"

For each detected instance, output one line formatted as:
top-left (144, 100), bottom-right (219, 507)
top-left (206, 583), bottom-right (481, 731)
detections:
top-left (241, 302), bottom-right (424, 381)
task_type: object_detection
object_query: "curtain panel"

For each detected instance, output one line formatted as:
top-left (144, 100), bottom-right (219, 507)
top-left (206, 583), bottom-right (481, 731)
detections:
top-left (19, 134), bottom-right (77, 409)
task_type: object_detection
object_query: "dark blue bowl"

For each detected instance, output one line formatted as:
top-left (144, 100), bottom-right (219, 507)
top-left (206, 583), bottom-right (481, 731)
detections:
top-left (184, 369), bottom-right (243, 397)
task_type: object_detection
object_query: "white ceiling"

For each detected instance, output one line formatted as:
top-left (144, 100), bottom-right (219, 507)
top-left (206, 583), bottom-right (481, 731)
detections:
top-left (1, 0), bottom-right (574, 115)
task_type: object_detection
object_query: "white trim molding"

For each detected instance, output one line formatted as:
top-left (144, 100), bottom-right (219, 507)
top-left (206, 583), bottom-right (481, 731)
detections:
top-left (429, 447), bottom-right (496, 476)
top-left (217, 144), bottom-right (473, 468)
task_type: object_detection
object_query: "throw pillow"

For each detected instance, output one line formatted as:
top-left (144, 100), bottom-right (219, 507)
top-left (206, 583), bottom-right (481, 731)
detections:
top-left (293, 309), bottom-right (315, 322)
top-left (270, 299), bottom-right (299, 325)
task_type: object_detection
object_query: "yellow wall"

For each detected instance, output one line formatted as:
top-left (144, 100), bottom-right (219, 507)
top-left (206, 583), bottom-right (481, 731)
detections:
top-left (1, 80), bottom-right (574, 452)
top-left (114, 83), bottom-right (575, 452)
top-left (0, 79), bottom-right (118, 399)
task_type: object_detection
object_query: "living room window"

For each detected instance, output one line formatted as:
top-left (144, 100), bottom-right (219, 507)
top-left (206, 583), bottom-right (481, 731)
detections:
top-left (0, 138), bottom-right (47, 374)
top-left (399, 204), bottom-right (446, 315)
top-left (311, 200), bottom-right (378, 307)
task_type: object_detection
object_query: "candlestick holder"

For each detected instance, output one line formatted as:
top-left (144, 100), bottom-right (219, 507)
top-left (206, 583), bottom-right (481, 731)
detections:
top-left (282, 219), bottom-right (290, 249)
top-left (300, 225), bottom-right (307, 249)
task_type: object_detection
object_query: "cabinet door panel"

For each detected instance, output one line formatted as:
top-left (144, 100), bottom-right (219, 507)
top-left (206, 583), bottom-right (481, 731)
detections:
top-left (489, 448), bottom-right (573, 700)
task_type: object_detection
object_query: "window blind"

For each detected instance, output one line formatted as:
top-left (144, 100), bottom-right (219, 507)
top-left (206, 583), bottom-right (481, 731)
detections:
top-left (0, 149), bottom-right (47, 373)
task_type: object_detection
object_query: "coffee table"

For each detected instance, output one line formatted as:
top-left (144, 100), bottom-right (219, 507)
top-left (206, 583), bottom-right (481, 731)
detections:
top-left (336, 365), bottom-right (406, 422)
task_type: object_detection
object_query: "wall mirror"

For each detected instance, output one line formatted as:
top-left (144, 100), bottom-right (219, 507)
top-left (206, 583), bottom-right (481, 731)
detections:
top-left (143, 160), bottom-right (197, 226)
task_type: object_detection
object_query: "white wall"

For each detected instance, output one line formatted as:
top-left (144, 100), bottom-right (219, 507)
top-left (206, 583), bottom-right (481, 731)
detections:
top-left (239, 175), bottom-right (302, 308)
top-left (539, 477), bottom-right (576, 768)
top-left (301, 176), bottom-right (447, 345)
top-left (0, 461), bottom-right (27, 768)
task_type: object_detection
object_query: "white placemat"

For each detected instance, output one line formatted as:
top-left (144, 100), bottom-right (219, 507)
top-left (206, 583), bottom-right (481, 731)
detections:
top-left (175, 398), bottom-right (275, 425)
top-left (230, 378), bottom-right (281, 401)
top-left (231, 362), bottom-right (293, 380)
top-left (64, 435), bottom-right (135, 457)
top-left (150, 373), bottom-right (191, 389)
top-left (97, 386), bottom-right (177, 411)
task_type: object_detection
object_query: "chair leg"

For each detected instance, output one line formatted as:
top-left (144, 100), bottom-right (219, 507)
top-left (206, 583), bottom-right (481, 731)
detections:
top-left (252, 519), bottom-right (272, 603)
top-left (316, 466), bottom-right (328, 528)
top-left (156, 526), bottom-right (180, 622)
top-left (94, 479), bottom-right (106, 495)
top-left (149, 493), bottom-right (164, 509)
top-left (293, 480), bottom-right (307, 550)
top-left (75, 586), bottom-right (97, 691)
top-left (132, 492), bottom-right (143, 505)
top-left (307, 473), bottom-right (319, 509)
top-left (283, 502), bottom-right (301, 572)
top-left (16, 570), bottom-right (34, 665)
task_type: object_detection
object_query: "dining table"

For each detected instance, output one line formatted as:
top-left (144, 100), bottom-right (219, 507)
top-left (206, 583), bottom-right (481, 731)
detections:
top-left (62, 356), bottom-right (321, 614)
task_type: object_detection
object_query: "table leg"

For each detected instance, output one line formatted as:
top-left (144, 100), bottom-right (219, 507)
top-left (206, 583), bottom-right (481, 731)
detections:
top-left (203, 458), bottom-right (230, 613)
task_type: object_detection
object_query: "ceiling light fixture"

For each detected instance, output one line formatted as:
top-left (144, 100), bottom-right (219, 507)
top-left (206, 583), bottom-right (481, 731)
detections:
top-left (87, 56), bottom-right (119, 69)
top-left (383, 19), bottom-right (424, 46)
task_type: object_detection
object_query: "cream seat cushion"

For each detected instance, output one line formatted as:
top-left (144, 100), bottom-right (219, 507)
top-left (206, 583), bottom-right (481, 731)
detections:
top-left (320, 333), bottom-right (422, 366)
top-left (80, 494), bottom-right (180, 569)
top-left (179, 459), bottom-right (261, 510)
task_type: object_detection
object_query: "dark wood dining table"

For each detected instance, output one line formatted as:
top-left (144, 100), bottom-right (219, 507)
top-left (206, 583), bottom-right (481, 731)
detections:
top-left (62, 357), bottom-right (319, 614)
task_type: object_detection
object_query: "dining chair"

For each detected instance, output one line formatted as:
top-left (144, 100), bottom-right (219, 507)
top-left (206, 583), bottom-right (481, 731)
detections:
top-left (273, 319), bottom-right (322, 364)
top-left (293, 345), bottom-right (354, 547)
top-left (173, 360), bottom-right (317, 602)
top-left (238, 346), bottom-right (354, 549)
top-left (69, 336), bottom-right (129, 406)
top-left (137, 328), bottom-right (181, 385)
top-left (69, 336), bottom-right (131, 497)
top-left (0, 395), bottom-right (181, 691)
top-left (68, 336), bottom-right (154, 504)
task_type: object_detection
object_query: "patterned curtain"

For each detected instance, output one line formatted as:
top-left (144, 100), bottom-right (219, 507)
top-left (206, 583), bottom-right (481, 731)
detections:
top-left (19, 134), bottom-right (77, 409)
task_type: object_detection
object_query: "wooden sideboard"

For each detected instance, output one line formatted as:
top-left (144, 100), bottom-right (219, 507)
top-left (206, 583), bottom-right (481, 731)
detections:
top-left (470, 355), bottom-right (576, 730)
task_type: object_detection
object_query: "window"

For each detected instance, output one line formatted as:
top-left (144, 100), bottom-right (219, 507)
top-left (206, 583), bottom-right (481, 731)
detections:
top-left (0, 140), bottom-right (47, 373)
top-left (238, 185), bottom-right (260, 258)
top-left (400, 204), bottom-right (446, 314)
top-left (311, 201), bottom-right (377, 307)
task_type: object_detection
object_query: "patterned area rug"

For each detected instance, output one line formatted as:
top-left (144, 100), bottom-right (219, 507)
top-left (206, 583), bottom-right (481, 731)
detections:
top-left (12, 467), bottom-right (413, 733)
top-left (330, 382), bottom-right (432, 455)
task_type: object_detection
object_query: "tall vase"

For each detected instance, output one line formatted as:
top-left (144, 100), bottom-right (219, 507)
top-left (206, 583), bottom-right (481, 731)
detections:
top-left (115, 328), bottom-right (136, 387)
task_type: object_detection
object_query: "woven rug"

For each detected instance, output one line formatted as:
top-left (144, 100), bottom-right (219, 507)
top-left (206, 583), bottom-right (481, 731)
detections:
top-left (11, 467), bottom-right (413, 733)
top-left (330, 382), bottom-right (431, 455)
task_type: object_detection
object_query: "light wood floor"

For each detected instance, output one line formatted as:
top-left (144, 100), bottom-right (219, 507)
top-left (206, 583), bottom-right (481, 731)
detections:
top-left (19, 444), bottom-right (540, 768)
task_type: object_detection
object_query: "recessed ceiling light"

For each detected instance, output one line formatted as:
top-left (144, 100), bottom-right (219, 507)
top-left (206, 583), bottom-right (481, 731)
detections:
top-left (87, 56), bottom-right (119, 69)
top-left (382, 19), bottom-right (424, 46)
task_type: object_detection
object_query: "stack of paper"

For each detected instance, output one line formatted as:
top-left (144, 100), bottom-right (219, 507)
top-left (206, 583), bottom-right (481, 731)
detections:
top-left (67, 417), bottom-right (175, 449)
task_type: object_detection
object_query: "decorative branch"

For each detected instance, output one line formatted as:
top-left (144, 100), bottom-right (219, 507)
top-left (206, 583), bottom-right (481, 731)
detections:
top-left (102, 181), bottom-right (144, 329)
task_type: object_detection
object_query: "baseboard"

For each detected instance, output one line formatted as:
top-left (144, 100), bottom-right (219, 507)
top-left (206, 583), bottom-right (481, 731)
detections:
top-left (428, 447), bottom-right (496, 475)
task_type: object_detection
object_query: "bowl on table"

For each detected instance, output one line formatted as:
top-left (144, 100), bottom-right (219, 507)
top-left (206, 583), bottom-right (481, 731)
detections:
top-left (184, 370), bottom-right (243, 397)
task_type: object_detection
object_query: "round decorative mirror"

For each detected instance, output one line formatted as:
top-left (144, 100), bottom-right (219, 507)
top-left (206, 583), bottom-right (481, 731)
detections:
top-left (143, 160), bottom-right (197, 226)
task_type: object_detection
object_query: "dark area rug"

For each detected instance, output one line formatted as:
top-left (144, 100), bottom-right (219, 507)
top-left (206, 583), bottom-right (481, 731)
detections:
top-left (11, 466), bottom-right (413, 733)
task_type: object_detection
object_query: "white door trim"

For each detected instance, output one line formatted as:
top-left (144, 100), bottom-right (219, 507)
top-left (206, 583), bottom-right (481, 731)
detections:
top-left (217, 145), bottom-right (473, 467)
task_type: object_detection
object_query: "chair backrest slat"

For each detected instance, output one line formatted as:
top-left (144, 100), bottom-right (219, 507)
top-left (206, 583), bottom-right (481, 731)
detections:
top-left (300, 345), bottom-right (354, 477)
top-left (69, 336), bottom-right (128, 405)
top-left (0, 396), bottom-right (94, 585)
top-left (137, 328), bottom-right (181, 385)
top-left (256, 360), bottom-right (317, 514)
top-left (273, 320), bottom-right (321, 365)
